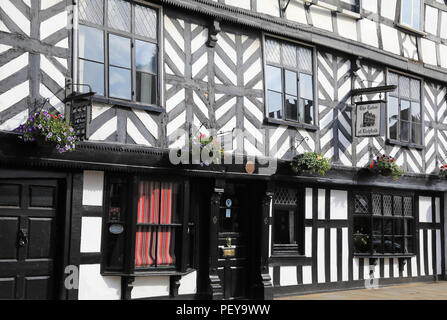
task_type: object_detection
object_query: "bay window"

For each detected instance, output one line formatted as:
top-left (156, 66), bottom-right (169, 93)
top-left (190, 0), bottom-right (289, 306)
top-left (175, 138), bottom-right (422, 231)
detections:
top-left (78, 0), bottom-right (160, 107)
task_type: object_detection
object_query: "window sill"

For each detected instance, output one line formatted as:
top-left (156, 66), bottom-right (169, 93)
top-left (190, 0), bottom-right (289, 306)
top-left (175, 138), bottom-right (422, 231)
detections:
top-left (395, 23), bottom-right (427, 37)
top-left (337, 9), bottom-right (362, 20)
top-left (386, 139), bottom-right (424, 150)
top-left (92, 96), bottom-right (165, 113)
top-left (101, 268), bottom-right (196, 277)
top-left (265, 117), bottom-right (318, 131)
top-left (353, 254), bottom-right (415, 259)
top-left (269, 254), bottom-right (312, 266)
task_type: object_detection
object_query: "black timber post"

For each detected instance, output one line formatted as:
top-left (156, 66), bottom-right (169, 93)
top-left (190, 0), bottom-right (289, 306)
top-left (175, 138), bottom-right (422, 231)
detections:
top-left (207, 179), bottom-right (225, 300)
top-left (256, 182), bottom-right (274, 300)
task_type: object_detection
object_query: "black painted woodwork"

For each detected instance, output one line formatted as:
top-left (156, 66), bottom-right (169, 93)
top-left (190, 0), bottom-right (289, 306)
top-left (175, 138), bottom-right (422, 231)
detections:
top-left (0, 179), bottom-right (64, 300)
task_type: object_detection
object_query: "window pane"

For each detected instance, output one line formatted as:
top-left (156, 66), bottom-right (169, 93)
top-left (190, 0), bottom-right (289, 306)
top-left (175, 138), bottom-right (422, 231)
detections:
top-left (405, 236), bottom-right (414, 253)
top-left (136, 40), bottom-right (157, 74)
top-left (412, 121), bottom-right (422, 145)
top-left (300, 99), bottom-right (314, 125)
top-left (383, 195), bottom-right (392, 216)
top-left (383, 218), bottom-right (393, 235)
top-left (135, 226), bottom-right (157, 267)
top-left (266, 65), bottom-right (282, 91)
top-left (79, 25), bottom-right (104, 62)
top-left (108, 0), bottom-right (131, 32)
top-left (400, 100), bottom-right (410, 121)
top-left (268, 91), bottom-right (283, 119)
top-left (394, 219), bottom-right (404, 235)
top-left (79, 60), bottom-right (104, 95)
top-left (393, 196), bottom-right (402, 216)
top-left (136, 73), bottom-right (157, 105)
top-left (285, 95), bottom-right (298, 121)
top-left (274, 210), bottom-right (296, 245)
top-left (300, 73), bottom-right (313, 101)
top-left (79, 0), bottom-right (103, 25)
top-left (410, 79), bottom-right (420, 100)
top-left (394, 236), bottom-right (404, 253)
top-left (135, 4), bottom-right (158, 39)
top-left (401, 0), bottom-right (412, 26)
top-left (403, 197), bottom-right (413, 216)
top-left (411, 0), bottom-right (420, 29)
top-left (354, 194), bottom-right (369, 213)
top-left (298, 47), bottom-right (313, 72)
top-left (389, 72), bottom-right (399, 88)
top-left (388, 96), bottom-right (399, 140)
top-left (372, 217), bottom-right (382, 236)
top-left (384, 236), bottom-right (393, 253)
top-left (399, 76), bottom-right (410, 98)
top-left (405, 219), bottom-right (413, 235)
top-left (411, 102), bottom-right (421, 123)
top-left (109, 34), bottom-right (131, 68)
top-left (354, 234), bottom-right (370, 253)
top-left (282, 43), bottom-right (297, 68)
top-left (354, 217), bottom-right (371, 235)
top-left (372, 194), bottom-right (382, 216)
top-left (372, 236), bottom-right (382, 254)
top-left (400, 120), bottom-right (410, 142)
top-left (109, 67), bottom-right (131, 100)
top-left (265, 38), bottom-right (281, 64)
top-left (285, 70), bottom-right (297, 96)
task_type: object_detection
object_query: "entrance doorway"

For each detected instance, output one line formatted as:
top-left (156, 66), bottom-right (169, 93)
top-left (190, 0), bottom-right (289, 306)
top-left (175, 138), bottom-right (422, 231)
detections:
top-left (0, 178), bottom-right (65, 299)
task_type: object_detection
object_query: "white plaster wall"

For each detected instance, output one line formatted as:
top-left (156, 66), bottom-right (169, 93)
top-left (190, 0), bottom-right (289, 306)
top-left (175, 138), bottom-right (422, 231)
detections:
top-left (280, 266), bottom-right (298, 286)
top-left (419, 196), bottom-right (433, 223)
top-left (305, 188), bottom-right (313, 219)
top-left (256, 0), bottom-right (279, 17)
top-left (381, 24), bottom-right (400, 55)
top-left (421, 38), bottom-right (438, 66)
top-left (178, 271), bottom-right (197, 295)
top-left (317, 228), bottom-right (325, 283)
top-left (305, 226), bottom-right (312, 257)
top-left (440, 44), bottom-right (447, 69)
top-left (225, 0), bottom-right (250, 10)
top-left (363, 0), bottom-right (377, 13)
top-left (360, 18), bottom-right (379, 48)
top-left (318, 189), bottom-right (325, 220)
top-left (424, 5), bottom-right (438, 35)
top-left (380, 0), bottom-right (396, 20)
top-left (285, 0), bottom-right (307, 24)
top-left (80, 217), bottom-right (102, 253)
top-left (82, 170), bottom-right (104, 206)
top-left (310, 6), bottom-right (333, 32)
top-left (330, 190), bottom-right (348, 220)
top-left (131, 277), bottom-right (170, 299)
top-left (441, 11), bottom-right (447, 39)
top-left (302, 265), bottom-right (312, 284)
top-left (78, 264), bottom-right (121, 300)
top-left (337, 15), bottom-right (358, 41)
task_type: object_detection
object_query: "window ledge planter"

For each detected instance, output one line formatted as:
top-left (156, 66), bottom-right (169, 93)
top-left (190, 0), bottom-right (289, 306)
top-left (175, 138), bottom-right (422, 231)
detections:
top-left (290, 152), bottom-right (331, 176)
top-left (368, 155), bottom-right (404, 179)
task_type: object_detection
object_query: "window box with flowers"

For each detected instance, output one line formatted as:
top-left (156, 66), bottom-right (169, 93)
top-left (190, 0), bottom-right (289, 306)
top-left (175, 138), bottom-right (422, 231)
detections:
top-left (439, 165), bottom-right (447, 179)
top-left (368, 155), bottom-right (404, 179)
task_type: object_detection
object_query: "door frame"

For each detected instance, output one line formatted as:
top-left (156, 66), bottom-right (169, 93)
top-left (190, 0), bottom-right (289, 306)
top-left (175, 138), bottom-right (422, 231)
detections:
top-left (0, 168), bottom-right (72, 300)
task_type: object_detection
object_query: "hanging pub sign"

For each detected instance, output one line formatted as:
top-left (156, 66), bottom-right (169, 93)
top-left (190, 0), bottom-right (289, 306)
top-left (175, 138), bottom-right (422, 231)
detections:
top-left (355, 100), bottom-right (383, 137)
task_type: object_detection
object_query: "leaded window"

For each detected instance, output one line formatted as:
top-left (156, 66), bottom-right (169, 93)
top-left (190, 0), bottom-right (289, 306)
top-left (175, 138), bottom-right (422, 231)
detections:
top-left (265, 37), bottom-right (315, 125)
top-left (387, 72), bottom-right (422, 145)
top-left (78, 0), bottom-right (159, 107)
top-left (353, 192), bottom-right (415, 255)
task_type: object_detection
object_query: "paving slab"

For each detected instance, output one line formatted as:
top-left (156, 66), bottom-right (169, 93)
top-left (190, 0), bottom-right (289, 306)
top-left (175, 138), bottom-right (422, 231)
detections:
top-left (276, 282), bottom-right (447, 300)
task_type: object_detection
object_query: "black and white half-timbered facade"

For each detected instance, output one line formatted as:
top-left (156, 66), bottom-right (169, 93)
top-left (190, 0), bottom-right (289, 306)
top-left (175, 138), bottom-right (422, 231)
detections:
top-left (0, 0), bottom-right (447, 300)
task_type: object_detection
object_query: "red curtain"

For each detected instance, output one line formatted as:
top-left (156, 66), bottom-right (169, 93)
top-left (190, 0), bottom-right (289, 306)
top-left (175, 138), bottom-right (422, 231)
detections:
top-left (135, 181), bottom-right (175, 268)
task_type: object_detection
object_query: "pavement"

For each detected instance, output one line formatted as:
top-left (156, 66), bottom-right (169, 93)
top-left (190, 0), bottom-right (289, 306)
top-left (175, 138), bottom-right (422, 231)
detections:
top-left (276, 282), bottom-right (447, 300)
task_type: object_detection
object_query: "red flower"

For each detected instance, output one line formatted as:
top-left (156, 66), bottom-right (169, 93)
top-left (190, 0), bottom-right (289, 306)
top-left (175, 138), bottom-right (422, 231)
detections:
top-left (51, 114), bottom-right (57, 119)
top-left (370, 164), bottom-right (374, 169)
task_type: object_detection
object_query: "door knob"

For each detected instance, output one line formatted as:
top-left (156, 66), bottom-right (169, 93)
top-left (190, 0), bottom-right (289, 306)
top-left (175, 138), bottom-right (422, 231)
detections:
top-left (18, 229), bottom-right (28, 247)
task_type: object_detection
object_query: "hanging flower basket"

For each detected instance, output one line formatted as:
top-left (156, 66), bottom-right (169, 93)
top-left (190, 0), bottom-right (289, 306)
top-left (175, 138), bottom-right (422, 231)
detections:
top-left (15, 110), bottom-right (79, 154)
top-left (368, 154), bottom-right (404, 179)
top-left (177, 132), bottom-right (224, 167)
top-left (439, 165), bottom-right (447, 179)
top-left (290, 152), bottom-right (331, 176)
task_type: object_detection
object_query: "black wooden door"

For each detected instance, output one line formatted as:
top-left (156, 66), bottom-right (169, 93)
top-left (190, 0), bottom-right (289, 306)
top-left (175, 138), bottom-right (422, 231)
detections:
top-left (217, 183), bottom-right (250, 300)
top-left (0, 179), bottom-right (63, 300)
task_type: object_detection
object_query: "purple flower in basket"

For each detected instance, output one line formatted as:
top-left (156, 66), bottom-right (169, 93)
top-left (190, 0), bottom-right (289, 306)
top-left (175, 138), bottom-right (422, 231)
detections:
top-left (38, 124), bottom-right (42, 129)
top-left (47, 132), bottom-right (53, 138)
top-left (69, 127), bottom-right (74, 132)
top-left (68, 136), bottom-right (72, 142)
top-left (56, 144), bottom-right (60, 149)
top-left (31, 137), bottom-right (36, 142)
top-left (57, 137), bottom-right (61, 142)
top-left (65, 145), bottom-right (70, 151)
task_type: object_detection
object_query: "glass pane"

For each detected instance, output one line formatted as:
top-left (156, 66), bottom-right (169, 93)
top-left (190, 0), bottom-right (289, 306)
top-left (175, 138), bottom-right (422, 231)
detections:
top-left (135, 226), bottom-right (157, 267)
top-left (383, 195), bottom-right (392, 216)
top-left (136, 72), bottom-right (157, 105)
top-left (388, 96), bottom-right (399, 140)
top-left (266, 65), bottom-right (282, 91)
top-left (411, 0), bottom-right (420, 29)
top-left (109, 34), bottom-right (131, 68)
top-left (401, 0), bottom-right (411, 25)
top-left (285, 95), bottom-right (298, 121)
top-left (411, 102), bottom-right (421, 123)
top-left (399, 76), bottom-right (410, 98)
top-left (274, 210), bottom-right (296, 245)
top-left (394, 219), bottom-right (404, 235)
top-left (372, 194), bottom-right (382, 216)
top-left (109, 67), bottom-right (131, 100)
top-left (405, 219), bottom-right (413, 235)
top-left (354, 194), bottom-right (369, 213)
top-left (372, 217), bottom-right (382, 236)
top-left (135, 4), bottom-right (157, 39)
top-left (79, 25), bottom-right (104, 62)
top-left (403, 197), bottom-right (413, 216)
top-left (393, 196), bottom-right (402, 216)
top-left (394, 236), bottom-right (404, 253)
top-left (372, 236), bottom-right (382, 254)
top-left (300, 99), bottom-right (314, 125)
top-left (298, 47), bottom-right (313, 73)
top-left (268, 91), bottom-right (283, 119)
top-left (410, 79), bottom-right (420, 100)
top-left (274, 187), bottom-right (298, 206)
top-left (354, 217), bottom-right (371, 235)
top-left (384, 236), bottom-right (393, 253)
top-left (285, 70), bottom-right (297, 96)
top-left (383, 218), bottom-right (393, 235)
top-left (400, 100), bottom-right (410, 121)
top-left (412, 121), bottom-right (422, 145)
top-left (300, 73), bottom-right (313, 101)
top-left (108, 0), bottom-right (131, 32)
top-left (79, 60), bottom-right (104, 95)
top-left (388, 72), bottom-right (399, 88)
top-left (400, 120), bottom-right (410, 142)
top-left (265, 38), bottom-right (281, 64)
top-left (353, 233), bottom-right (370, 253)
top-left (79, 0), bottom-right (103, 25)
top-left (282, 43), bottom-right (297, 68)
top-left (405, 236), bottom-right (414, 253)
top-left (136, 40), bottom-right (157, 74)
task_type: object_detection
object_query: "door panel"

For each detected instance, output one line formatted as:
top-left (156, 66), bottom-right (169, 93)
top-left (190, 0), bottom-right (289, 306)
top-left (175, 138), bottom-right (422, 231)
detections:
top-left (0, 179), bottom-right (62, 300)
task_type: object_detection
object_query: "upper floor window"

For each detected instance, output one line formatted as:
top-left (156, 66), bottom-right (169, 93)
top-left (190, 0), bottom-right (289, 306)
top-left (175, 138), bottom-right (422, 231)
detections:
top-left (387, 72), bottom-right (422, 146)
top-left (353, 192), bottom-right (415, 255)
top-left (339, 0), bottom-right (361, 13)
top-left (78, 0), bottom-right (159, 107)
top-left (400, 0), bottom-right (422, 30)
top-left (265, 37), bottom-right (315, 125)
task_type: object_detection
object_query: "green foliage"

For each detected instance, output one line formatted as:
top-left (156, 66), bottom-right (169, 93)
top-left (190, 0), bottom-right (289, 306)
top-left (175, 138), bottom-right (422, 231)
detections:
top-left (15, 110), bottom-right (78, 153)
top-left (369, 155), bottom-right (404, 179)
top-left (290, 152), bottom-right (331, 176)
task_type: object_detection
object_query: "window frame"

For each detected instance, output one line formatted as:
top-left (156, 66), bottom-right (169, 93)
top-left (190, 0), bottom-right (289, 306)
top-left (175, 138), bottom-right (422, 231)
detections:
top-left (100, 174), bottom-right (191, 276)
top-left (351, 190), bottom-right (416, 258)
top-left (386, 68), bottom-right (424, 149)
top-left (77, 0), bottom-right (164, 112)
top-left (398, 0), bottom-right (425, 33)
top-left (271, 186), bottom-right (305, 257)
top-left (262, 33), bottom-right (319, 131)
